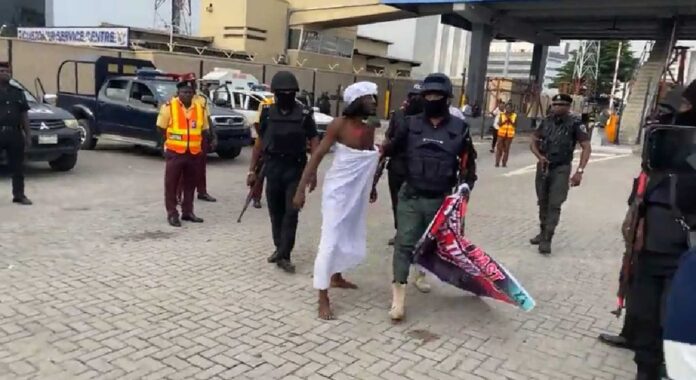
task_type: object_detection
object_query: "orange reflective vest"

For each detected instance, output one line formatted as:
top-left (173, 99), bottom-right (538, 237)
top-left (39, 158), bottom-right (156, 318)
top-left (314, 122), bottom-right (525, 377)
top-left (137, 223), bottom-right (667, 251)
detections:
top-left (165, 98), bottom-right (205, 155)
top-left (497, 113), bottom-right (517, 138)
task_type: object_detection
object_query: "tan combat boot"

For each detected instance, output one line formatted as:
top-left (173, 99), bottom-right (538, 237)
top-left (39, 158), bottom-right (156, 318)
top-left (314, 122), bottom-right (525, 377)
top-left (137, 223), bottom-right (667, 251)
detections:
top-left (414, 270), bottom-right (431, 293)
top-left (389, 283), bottom-right (406, 321)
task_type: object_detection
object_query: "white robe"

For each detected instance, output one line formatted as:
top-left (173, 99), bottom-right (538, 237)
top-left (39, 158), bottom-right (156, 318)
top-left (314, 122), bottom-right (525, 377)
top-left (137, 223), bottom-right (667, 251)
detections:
top-left (313, 142), bottom-right (379, 290)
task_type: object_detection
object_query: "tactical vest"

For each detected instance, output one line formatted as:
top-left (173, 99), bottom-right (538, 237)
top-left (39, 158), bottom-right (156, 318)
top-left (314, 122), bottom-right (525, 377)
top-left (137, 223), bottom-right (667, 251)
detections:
top-left (406, 115), bottom-right (466, 195)
top-left (262, 104), bottom-right (307, 157)
top-left (539, 115), bottom-right (578, 166)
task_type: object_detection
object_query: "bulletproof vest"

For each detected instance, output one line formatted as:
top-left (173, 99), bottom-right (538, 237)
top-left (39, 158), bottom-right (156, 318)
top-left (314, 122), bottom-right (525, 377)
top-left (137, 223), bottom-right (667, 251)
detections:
top-left (539, 115), bottom-right (578, 166)
top-left (262, 104), bottom-right (307, 157)
top-left (406, 115), bottom-right (466, 195)
top-left (644, 174), bottom-right (695, 253)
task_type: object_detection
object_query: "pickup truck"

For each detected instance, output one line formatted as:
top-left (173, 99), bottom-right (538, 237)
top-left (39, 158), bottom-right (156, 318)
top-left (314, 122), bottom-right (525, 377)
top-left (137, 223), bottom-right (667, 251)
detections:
top-left (0, 79), bottom-right (81, 171)
top-left (54, 57), bottom-right (251, 159)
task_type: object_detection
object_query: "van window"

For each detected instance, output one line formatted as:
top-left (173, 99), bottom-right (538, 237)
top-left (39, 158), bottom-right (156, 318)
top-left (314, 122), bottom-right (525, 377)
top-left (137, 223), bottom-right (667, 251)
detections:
top-left (130, 82), bottom-right (155, 104)
top-left (104, 80), bottom-right (129, 101)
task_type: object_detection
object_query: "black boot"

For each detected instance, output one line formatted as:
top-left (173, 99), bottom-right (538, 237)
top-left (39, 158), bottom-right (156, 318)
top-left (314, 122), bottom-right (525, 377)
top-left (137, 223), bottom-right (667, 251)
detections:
top-left (598, 333), bottom-right (631, 350)
top-left (538, 231), bottom-right (553, 255)
top-left (530, 231), bottom-right (543, 245)
top-left (276, 259), bottom-right (296, 273)
top-left (267, 251), bottom-right (280, 263)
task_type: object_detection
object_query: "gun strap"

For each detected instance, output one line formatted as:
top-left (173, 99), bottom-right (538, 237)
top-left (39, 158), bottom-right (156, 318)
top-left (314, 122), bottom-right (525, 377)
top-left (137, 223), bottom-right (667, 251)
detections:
top-left (668, 174), bottom-right (696, 248)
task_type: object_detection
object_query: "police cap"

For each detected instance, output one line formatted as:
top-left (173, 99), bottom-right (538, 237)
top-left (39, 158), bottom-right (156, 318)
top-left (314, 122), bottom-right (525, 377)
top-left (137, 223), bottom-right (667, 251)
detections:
top-left (176, 80), bottom-right (195, 90)
top-left (421, 73), bottom-right (453, 97)
top-left (552, 94), bottom-right (573, 105)
top-left (408, 82), bottom-right (422, 96)
top-left (270, 71), bottom-right (299, 92)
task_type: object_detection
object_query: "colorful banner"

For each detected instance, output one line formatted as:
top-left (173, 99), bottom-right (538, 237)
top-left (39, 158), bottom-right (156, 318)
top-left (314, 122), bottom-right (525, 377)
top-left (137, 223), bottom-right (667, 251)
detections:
top-left (414, 185), bottom-right (536, 311)
top-left (17, 27), bottom-right (129, 48)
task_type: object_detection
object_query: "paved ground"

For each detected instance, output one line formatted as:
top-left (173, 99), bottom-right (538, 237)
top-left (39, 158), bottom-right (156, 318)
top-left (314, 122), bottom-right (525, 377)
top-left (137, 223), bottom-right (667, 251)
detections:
top-left (0, 139), bottom-right (638, 380)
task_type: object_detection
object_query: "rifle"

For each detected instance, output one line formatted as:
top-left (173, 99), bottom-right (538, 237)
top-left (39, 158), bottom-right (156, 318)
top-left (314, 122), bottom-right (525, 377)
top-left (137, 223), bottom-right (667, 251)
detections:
top-left (237, 161), bottom-right (264, 223)
top-left (371, 154), bottom-right (388, 197)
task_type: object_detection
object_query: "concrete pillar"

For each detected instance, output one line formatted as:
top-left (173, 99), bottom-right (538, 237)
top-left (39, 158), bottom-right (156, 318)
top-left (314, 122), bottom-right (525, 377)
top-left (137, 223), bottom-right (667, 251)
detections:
top-left (530, 43), bottom-right (548, 86)
top-left (465, 23), bottom-right (493, 108)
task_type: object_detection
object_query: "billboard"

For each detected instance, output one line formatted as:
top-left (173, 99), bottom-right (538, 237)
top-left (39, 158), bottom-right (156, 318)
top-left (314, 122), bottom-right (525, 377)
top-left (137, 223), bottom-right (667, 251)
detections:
top-left (17, 27), bottom-right (129, 48)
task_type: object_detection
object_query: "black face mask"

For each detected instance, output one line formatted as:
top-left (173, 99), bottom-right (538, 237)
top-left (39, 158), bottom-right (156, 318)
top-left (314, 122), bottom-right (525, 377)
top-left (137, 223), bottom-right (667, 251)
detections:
top-left (405, 97), bottom-right (423, 115)
top-left (275, 92), bottom-right (296, 110)
top-left (423, 97), bottom-right (449, 118)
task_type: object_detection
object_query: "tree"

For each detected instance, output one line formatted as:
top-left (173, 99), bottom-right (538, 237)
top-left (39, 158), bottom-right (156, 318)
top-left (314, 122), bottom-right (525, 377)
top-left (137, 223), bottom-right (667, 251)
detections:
top-left (551, 40), bottom-right (639, 95)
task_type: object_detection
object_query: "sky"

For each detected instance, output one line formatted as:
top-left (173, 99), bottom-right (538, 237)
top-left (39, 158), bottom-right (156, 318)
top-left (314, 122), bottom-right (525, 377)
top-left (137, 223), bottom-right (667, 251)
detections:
top-left (51, 0), bottom-right (201, 32)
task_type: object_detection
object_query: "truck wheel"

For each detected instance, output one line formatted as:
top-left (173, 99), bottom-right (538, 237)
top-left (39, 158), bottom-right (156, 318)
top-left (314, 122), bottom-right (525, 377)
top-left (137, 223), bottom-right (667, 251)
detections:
top-left (49, 153), bottom-right (78, 172)
top-left (217, 146), bottom-right (242, 159)
top-left (78, 119), bottom-right (97, 150)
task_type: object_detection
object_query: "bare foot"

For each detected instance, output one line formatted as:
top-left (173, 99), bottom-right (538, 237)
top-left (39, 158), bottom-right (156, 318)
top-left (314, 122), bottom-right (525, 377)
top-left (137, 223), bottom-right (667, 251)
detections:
top-left (318, 290), bottom-right (334, 320)
top-left (330, 273), bottom-right (358, 289)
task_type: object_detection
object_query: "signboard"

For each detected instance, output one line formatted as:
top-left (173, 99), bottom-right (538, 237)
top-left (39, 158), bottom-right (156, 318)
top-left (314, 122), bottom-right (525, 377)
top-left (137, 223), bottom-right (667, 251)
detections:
top-left (17, 27), bottom-right (129, 48)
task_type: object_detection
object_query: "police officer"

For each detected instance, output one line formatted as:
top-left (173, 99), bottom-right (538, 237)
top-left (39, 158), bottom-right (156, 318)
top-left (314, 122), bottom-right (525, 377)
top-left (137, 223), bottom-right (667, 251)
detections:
top-left (530, 94), bottom-right (592, 255)
top-left (383, 73), bottom-right (477, 321)
top-left (247, 71), bottom-right (319, 273)
top-left (0, 62), bottom-right (32, 205)
top-left (385, 82), bottom-right (423, 246)
top-left (628, 81), bottom-right (696, 380)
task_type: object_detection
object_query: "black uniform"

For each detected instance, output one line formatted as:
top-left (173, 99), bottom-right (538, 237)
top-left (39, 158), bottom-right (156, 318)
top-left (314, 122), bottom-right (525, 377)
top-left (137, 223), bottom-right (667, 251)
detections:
top-left (259, 103), bottom-right (317, 264)
top-left (0, 84), bottom-right (30, 201)
top-left (533, 113), bottom-right (589, 243)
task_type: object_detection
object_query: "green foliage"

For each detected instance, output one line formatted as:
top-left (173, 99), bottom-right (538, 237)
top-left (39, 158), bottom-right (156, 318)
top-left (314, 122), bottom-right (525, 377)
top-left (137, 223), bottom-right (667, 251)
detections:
top-left (551, 40), bottom-right (639, 94)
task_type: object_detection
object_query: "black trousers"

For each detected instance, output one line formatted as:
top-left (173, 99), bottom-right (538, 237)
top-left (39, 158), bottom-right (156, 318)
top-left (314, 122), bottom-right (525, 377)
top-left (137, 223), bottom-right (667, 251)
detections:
top-left (628, 252), bottom-right (680, 377)
top-left (0, 127), bottom-right (26, 198)
top-left (264, 159), bottom-right (304, 261)
top-left (387, 168), bottom-right (406, 230)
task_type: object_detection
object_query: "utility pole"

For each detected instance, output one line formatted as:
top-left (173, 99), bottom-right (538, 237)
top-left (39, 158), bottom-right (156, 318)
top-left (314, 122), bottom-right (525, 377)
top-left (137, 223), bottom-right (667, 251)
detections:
top-left (609, 41), bottom-right (623, 111)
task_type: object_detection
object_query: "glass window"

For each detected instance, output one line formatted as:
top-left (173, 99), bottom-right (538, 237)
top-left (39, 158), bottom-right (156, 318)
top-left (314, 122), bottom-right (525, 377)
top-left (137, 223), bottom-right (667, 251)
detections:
top-left (301, 30), bottom-right (321, 53)
top-left (9, 79), bottom-right (38, 102)
top-left (288, 28), bottom-right (302, 50)
top-left (104, 79), bottom-right (129, 100)
top-left (129, 82), bottom-right (155, 103)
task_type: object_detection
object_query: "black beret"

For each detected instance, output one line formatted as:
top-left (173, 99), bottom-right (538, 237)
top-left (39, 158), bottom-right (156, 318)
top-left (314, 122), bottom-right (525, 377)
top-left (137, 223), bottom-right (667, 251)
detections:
top-left (176, 80), bottom-right (195, 89)
top-left (552, 94), bottom-right (573, 105)
top-left (0, 62), bottom-right (10, 69)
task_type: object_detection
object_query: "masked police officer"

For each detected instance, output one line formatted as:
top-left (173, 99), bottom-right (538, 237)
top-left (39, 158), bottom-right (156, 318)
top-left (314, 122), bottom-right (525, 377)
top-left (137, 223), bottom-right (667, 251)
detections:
top-left (382, 73), bottom-right (477, 321)
top-left (628, 81), bottom-right (696, 380)
top-left (247, 71), bottom-right (319, 273)
top-left (0, 62), bottom-right (32, 205)
top-left (530, 94), bottom-right (592, 255)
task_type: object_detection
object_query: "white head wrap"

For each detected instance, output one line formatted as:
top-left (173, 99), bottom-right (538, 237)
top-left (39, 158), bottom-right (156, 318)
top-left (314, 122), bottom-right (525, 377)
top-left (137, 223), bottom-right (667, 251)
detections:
top-left (343, 81), bottom-right (378, 105)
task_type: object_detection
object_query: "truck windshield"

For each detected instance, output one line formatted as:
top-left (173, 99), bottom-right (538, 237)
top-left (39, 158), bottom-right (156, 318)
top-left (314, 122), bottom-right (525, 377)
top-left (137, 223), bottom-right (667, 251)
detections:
top-left (149, 81), bottom-right (178, 101)
top-left (9, 79), bottom-right (38, 103)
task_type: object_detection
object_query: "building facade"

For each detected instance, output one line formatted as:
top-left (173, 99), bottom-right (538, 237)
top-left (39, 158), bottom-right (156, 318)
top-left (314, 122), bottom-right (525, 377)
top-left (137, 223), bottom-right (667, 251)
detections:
top-left (0, 0), bottom-right (46, 36)
top-left (487, 42), bottom-right (571, 89)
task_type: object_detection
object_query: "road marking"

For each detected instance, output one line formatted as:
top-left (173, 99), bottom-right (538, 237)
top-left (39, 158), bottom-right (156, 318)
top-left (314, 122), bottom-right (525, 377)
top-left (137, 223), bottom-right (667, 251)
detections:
top-left (503, 153), bottom-right (631, 177)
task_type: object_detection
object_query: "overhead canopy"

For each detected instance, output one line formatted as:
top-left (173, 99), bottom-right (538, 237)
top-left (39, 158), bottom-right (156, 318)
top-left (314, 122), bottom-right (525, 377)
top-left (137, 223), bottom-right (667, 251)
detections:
top-left (382, 0), bottom-right (696, 44)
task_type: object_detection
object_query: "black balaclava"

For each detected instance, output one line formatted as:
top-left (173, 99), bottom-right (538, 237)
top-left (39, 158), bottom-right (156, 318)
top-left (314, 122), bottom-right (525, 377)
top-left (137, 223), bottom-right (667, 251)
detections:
top-left (275, 92), bottom-right (296, 111)
top-left (422, 92), bottom-right (449, 118)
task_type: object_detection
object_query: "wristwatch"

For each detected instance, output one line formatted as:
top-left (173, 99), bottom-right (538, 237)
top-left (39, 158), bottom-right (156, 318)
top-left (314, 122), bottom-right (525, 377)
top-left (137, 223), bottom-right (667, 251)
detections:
top-left (577, 167), bottom-right (585, 174)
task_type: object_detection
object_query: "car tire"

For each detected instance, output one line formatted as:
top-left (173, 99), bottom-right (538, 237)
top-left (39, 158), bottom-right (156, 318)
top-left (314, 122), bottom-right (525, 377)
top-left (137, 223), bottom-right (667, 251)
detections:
top-left (78, 119), bottom-right (97, 150)
top-left (217, 146), bottom-right (242, 159)
top-left (49, 153), bottom-right (78, 172)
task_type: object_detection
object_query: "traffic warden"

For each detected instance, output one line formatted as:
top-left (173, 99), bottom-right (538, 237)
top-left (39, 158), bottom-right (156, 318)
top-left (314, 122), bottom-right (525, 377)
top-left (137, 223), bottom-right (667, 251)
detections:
top-left (157, 80), bottom-right (210, 227)
top-left (530, 94), bottom-right (591, 254)
top-left (0, 62), bottom-right (32, 205)
top-left (628, 81), bottom-right (696, 380)
top-left (382, 73), bottom-right (477, 321)
top-left (247, 71), bottom-right (319, 273)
